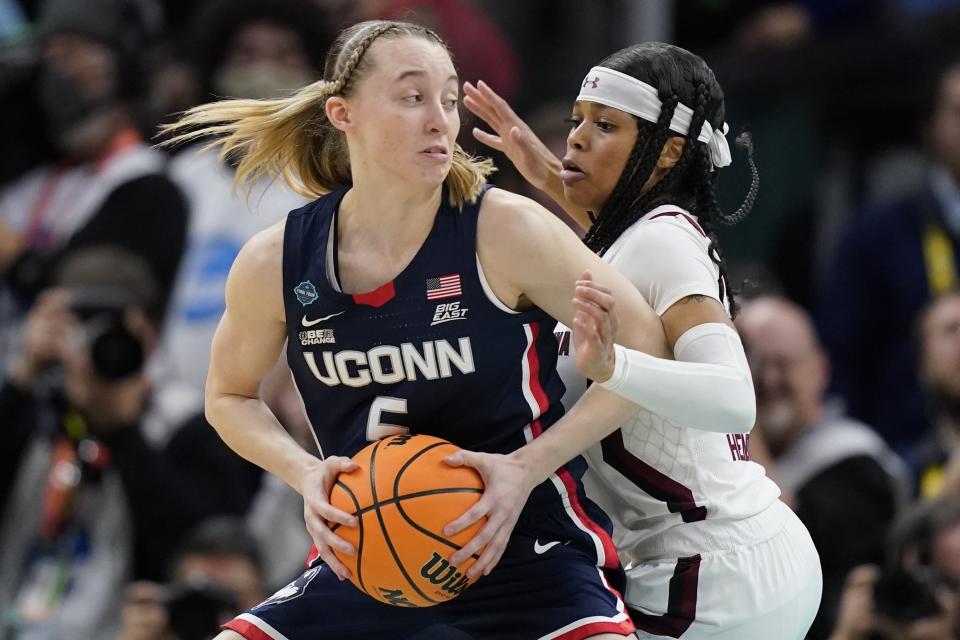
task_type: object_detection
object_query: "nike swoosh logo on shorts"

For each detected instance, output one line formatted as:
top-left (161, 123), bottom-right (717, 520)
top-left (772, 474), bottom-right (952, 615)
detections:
top-left (302, 311), bottom-right (345, 327)
top-left (533, 540), bottom-right (561, 554)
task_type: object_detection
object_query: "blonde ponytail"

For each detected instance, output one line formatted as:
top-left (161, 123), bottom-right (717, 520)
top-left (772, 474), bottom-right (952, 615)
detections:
top-left (160, 20), bottom-right (494, 208)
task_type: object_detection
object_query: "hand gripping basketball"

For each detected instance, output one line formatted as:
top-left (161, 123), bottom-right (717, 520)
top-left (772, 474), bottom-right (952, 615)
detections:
top-left (442, 447), bottom-right (540, 580)
top-left (302, 456), bottom-right (360, 582)
top-left (327, 434), bottom-right (487, 607)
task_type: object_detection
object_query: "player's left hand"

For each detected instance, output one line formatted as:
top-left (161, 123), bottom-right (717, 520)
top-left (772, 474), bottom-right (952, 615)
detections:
top-left (442, 449), bottom-right (539, 579)
top-left (571, 271), bottom-right (619, 383)
top-left (464, 80), bottom-right (559, 194)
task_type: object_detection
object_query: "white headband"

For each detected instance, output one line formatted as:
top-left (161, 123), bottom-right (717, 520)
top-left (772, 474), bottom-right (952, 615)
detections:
top-left (576, 66), bottom-right (731, 169)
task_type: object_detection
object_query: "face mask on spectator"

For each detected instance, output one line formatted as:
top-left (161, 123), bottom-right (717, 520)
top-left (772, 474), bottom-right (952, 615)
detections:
top-left (37, 65), bottom-right (116, 153)
top-left (212, 62), bottom-right (314, 100)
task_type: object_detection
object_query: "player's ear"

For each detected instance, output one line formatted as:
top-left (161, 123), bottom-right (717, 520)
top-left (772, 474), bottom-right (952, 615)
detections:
top-left (326, 96), bottom-right (354, 132)
top-left (657, 136), bottom-right (685, 170)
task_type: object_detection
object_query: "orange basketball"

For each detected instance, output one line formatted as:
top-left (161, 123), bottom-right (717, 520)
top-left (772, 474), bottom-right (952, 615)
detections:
top-left (328, 434), bottom-right (486, 607)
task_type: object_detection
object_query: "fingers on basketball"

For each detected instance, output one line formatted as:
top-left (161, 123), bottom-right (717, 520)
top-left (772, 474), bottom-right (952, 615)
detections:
top-left (327, 435), bottom-right (487, 607)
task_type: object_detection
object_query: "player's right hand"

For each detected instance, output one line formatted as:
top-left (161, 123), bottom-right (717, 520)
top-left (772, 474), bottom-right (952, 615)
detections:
top-left (301, 456), bottom-right (359, 581)
top-left (464, 80), bottom-right (560, 192)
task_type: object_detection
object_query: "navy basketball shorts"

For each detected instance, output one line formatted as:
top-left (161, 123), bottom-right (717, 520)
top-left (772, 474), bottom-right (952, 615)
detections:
top-left (224, 503), bottom-right (635, 640)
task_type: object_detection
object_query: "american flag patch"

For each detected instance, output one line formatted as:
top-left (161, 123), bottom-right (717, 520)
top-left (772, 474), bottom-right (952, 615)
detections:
top-left (426, 274), bottom-right (462, 300)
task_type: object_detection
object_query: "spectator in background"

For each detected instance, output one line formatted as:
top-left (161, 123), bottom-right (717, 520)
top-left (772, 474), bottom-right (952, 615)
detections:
top-left (119, 518), bottom-right (268, 640)
top-left (738, 296), bottom-right (908, 640)
top-left (0, 0), bottom-right (187, 368)
top-left (0, 248), bottom-right (260, 640)
top-left (818, 57), bottom-right (960, 454)
top-left (915, 291), bottom-right (960, 498)
top-left (830, 500), bottom-right (960, 639)
top-left (188, 0), bottom-right (330, 102)
top-left (891, 500), bottom-right (960, 598)
top-left (149, 0), bottom-right (328, 431)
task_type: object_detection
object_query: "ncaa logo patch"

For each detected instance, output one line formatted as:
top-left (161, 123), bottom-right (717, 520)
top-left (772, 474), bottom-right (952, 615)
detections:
top-left (294, 280), bottom-right (319, 306)
top-left (255, 566), bottom-right (321, 608)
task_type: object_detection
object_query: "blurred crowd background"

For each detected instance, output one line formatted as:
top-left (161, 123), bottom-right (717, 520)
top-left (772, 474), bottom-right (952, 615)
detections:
top-left (3, 0), bottom-right (960, 638)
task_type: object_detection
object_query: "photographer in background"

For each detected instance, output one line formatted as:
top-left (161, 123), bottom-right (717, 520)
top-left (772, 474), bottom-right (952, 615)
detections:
top-left (737, 295), bottom-right (909, 639)
top-left (829, 500), bottom-right (960, 639)
top-left (119, 518), bottom-right (267, 640)
top-left (0, 247), bottom-right (260, 640)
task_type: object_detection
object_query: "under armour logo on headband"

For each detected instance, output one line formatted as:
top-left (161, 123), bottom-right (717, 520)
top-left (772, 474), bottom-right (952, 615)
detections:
top-left (582, 76), bottom-right (600, 89)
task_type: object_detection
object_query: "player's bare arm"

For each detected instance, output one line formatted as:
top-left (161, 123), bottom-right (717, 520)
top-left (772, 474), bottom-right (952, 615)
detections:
top-left (444, 190), bottom-right (670, 575)
top-left (205, 222), bottom-right (303, 484)
top-left (476, 188), bottom-right (669, 359)
top-left (661, 292), bottom-right (736, 347)
top-left (205, 221), bottom-right (359, 580)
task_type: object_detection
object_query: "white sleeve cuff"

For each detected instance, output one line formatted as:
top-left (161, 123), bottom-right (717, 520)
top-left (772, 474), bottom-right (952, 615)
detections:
top-left (603, 343), bottom-right (631, 392)
top-left (599, 323), bottom-right (756, 433)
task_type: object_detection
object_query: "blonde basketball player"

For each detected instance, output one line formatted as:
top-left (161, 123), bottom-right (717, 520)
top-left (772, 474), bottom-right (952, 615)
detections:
top-left (161, 20), bottom-right (688, 640)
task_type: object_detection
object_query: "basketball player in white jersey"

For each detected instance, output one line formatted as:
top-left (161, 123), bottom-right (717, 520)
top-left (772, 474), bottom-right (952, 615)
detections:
top-left (463, 43), bottom-right (822, 638)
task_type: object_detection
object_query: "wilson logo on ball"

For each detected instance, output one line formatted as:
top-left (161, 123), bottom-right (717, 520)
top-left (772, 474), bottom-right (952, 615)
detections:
top-left (328, 434), bottom-right (487, 607)
top-left (420, 552), bottom-right (471, 596)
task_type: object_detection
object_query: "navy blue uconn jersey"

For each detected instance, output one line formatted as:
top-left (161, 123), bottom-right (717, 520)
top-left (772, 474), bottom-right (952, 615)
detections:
top-left (225, 187), bottom-right (635, 640)
top-left (282, 186), bottom-right (566, 463)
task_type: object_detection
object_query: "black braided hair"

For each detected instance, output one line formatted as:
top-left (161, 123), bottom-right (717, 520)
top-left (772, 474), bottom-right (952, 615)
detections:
top-left (581, 43), bottom-right (758, 317)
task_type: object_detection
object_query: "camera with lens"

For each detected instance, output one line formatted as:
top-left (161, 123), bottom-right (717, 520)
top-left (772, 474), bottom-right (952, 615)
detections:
top-left (870, 565), bottom-right (952, 639)
top-left (70, 288), bottom-right (144, 380)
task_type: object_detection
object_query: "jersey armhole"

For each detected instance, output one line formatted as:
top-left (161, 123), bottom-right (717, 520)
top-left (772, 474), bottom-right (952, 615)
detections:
top-left (475, 253), bottom-right (521, 315)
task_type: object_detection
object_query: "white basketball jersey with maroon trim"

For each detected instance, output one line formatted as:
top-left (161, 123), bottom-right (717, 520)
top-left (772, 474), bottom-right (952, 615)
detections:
top-left (556, 204), bottom-right (780, 564)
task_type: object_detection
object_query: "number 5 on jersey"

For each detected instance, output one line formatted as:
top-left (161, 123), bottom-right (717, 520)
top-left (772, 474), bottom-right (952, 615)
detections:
top-left (367, 396), bottom-right (410, 441)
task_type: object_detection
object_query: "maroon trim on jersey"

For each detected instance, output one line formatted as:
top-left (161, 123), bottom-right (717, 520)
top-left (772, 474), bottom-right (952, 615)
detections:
top-left (526, 323), bottom-right (551, 415)
top-left (352, 280), bottom-right (396, 307)
top-left (648, 210), bottom-right (729, 312)
top-left (649, 211), bottom-right (706, 237)
top-left (601, 429), bottom-right (707, 522)
top-left (532, 411), bottom-right (619, 567)
top-left (629, 554), bottom-right (701, 638)
top-left (223, 618), bottom-right (276, 640)
top-left (525, 322), bottom-right (620, 568)
top-left (558, 461), bottom-right (621, 569)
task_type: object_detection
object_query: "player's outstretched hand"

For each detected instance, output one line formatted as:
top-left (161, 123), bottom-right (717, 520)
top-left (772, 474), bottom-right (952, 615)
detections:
top-left (442, 449), bottom-right (539, 579)
top-left (572, 271), bottom-right (619, 383)
top-left (301, 456), bottom-right (360, 581)
top-left (463, 80), bottom-right (560, 193)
